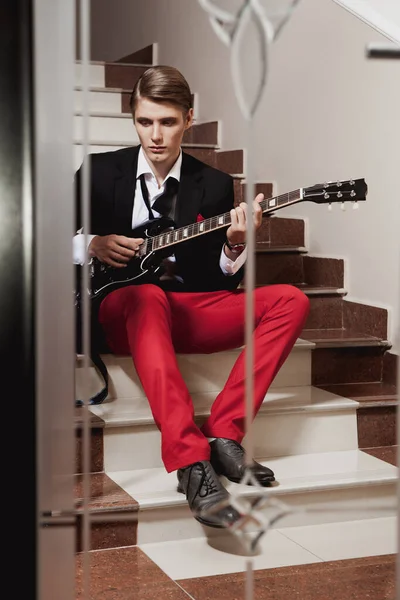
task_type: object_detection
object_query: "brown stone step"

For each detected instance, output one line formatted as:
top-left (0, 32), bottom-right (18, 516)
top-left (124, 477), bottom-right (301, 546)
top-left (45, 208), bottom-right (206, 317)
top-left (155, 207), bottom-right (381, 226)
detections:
top-left (316, 381), bottom-right (397, 405)
top-left (233, 180), bottom-right (274, 206)
top-left (303, 256), bottom-right (344, 288)
top-left (307, 339), bottom-right (390, 388)
top-left (116, 44), bottom-right (156, 66)
top-left (301, 328), bottom-right (389, 348)
top-left (183, 146), bottom-right (216, 167)
top-left (215, 149), bottom-right (244, 175)
top-left (256, 215), bottom-right (305, 247)
top-left (75, 472), bottom-right (138, 551)
top-left (104, 63), bottom-right (149, 91)
top-left (255, 250), bottom-right (306, 285)
top-left (121, 91), bottom-right (197, 114)
top-left (183, 121), bottom-right (219, 145)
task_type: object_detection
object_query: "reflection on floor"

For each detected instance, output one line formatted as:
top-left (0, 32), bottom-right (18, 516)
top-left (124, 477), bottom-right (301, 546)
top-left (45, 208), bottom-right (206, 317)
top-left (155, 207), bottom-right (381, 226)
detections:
top-left (75, 447), bottom-right (398, 599)
top-left (75, 547), bottom-right (396, 600)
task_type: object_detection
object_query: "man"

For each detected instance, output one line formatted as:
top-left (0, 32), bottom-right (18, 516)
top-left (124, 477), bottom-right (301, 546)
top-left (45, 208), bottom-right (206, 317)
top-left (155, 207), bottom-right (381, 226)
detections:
top-left (74, 65), bottom-right (310, 529)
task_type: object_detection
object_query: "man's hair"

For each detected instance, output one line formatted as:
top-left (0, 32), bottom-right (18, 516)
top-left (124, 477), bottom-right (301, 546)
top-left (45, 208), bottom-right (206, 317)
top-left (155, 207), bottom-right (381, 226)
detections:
top-left (130, 65), bottom-right (193, 117)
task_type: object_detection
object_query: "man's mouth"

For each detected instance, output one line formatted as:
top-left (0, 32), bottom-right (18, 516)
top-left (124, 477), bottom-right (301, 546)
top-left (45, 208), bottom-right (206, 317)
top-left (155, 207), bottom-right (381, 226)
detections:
top-left (150, 146), bottom-right (166, 152)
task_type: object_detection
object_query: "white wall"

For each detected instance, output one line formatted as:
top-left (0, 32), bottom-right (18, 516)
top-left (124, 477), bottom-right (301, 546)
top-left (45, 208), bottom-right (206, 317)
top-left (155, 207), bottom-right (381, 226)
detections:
top-left (90, 0), bottom-right (400, 350)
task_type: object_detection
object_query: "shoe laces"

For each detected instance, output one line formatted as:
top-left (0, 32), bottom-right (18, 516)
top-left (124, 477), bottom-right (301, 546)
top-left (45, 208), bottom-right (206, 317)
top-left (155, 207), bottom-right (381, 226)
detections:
top-left (197, 465), bottom-right (219, 498)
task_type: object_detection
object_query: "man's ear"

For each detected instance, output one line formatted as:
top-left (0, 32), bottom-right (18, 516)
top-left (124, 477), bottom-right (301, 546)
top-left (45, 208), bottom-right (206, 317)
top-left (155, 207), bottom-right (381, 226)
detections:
top-left (185, 108), bottom-right (194, 130)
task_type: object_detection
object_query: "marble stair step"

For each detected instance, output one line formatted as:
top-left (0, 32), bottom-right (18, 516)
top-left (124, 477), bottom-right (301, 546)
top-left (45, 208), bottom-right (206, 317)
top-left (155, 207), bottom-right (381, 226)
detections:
top-left (106, 449), bottom-right (397, 543)
top-left (317, 382), bottom-right (397, 407)
top-left (76, 338), bottom-right (314, 404)
top-left (73, 112), bottom-right (219, 146)
top-left (75, 61), bottom-right (148, 91)
top-left (316, 382), bottom-right (398, 451)
top-left (74, 85), bottom-right (198, 116)
top-left (88, 386), bottom-right (360, 472)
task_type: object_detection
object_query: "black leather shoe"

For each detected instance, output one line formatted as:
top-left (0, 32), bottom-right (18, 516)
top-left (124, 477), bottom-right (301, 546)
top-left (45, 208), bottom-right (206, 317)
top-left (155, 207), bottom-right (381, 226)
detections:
top-left (177, 460), bottom-right (242, 529)
top-left (210, 438), bottom-right (275, 486)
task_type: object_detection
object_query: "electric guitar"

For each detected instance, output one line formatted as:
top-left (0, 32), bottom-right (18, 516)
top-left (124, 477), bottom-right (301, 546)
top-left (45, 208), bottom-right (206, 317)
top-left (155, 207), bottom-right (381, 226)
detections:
top-left (76, 178), bottom-right (367, 304)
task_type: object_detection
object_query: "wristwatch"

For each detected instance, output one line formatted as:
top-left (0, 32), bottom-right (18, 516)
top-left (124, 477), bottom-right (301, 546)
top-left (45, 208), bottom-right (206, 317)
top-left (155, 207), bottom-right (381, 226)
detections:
top-left (225, 239), bottom-right (247, 254)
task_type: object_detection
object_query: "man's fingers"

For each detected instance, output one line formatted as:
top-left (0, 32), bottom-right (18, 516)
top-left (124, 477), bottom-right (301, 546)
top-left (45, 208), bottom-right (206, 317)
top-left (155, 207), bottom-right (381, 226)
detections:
top-left (118, 236), bottom-right (144, 251)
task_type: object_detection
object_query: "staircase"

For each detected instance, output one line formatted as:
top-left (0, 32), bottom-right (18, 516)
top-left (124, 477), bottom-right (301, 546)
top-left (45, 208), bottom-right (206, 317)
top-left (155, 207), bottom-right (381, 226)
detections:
top-left (74, 46), bottom-right (398, 553)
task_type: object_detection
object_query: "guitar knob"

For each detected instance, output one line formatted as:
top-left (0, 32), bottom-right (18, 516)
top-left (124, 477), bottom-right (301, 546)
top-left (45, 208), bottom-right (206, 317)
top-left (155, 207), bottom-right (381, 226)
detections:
top-left (324, 192), bottom-right (330, 199)
top-left (353, 202), bottom-right (359, 210)
top-left (341, 202), bottom-right (346, 211)
top-left (328, 203), bottom-right (332, 211)
top-left (337, 191), bottom-right (343, 198)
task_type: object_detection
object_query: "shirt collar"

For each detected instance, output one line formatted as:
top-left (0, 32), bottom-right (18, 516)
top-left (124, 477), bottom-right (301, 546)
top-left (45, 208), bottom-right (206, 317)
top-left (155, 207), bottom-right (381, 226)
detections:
top-left (137, 147), bottom-right (182, 184)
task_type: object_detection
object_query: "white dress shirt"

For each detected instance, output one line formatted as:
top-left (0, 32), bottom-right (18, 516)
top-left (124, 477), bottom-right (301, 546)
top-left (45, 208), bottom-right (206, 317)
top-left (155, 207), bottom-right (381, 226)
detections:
top-left (73, 147), bottom-right (247, 276)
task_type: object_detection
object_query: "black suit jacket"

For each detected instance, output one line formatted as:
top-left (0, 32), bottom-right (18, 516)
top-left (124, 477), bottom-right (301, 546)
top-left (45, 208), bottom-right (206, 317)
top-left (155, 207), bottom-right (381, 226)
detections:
top-left (75, 145), bottom-right (245, 293)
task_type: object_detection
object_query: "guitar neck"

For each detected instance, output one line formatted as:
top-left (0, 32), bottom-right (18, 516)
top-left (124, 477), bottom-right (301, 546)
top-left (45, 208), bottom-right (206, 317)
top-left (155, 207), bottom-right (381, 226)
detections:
top-left (140, 187), bottom-right (303, 255)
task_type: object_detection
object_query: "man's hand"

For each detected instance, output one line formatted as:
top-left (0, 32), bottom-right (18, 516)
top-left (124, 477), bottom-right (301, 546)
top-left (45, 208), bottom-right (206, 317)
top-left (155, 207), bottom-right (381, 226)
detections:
top-left (89, 234), bottom-right (144, 268)
top-left (226, 193), bottom-right (264, 246)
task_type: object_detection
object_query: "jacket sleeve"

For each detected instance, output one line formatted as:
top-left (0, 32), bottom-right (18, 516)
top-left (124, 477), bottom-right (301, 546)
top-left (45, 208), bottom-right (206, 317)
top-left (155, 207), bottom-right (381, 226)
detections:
top-left (178, 176), bottom-right (245, 291)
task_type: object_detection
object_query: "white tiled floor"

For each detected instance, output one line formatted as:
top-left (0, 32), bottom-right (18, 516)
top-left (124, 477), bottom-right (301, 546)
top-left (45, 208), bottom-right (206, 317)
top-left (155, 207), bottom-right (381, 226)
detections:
top-left (280, 516), bottom-right (397, 561)
top-left (140, 529), bottom-right (322, 580)
top-left (139, 516), bottom-right (397, 580)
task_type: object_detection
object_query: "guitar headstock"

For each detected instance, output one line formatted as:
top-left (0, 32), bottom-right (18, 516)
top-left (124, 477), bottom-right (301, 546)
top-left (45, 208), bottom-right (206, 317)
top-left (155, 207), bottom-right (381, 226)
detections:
top-left (303, 179), bottom-right (368, 206)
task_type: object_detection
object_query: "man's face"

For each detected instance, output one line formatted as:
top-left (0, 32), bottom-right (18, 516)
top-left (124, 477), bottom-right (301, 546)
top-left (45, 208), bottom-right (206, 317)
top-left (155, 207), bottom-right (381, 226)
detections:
top-left (134, 97), bottom-right (193, 169)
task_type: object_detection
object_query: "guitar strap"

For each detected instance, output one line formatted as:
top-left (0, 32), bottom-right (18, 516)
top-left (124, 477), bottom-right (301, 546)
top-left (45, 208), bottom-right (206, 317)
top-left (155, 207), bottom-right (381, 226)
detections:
top-left (75, 175), bottom-right (178, 407)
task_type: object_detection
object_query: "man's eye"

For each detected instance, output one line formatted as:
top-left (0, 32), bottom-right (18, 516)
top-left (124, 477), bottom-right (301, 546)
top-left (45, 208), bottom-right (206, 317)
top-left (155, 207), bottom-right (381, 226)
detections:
top-left (163, 121), bottom-right (175, 126)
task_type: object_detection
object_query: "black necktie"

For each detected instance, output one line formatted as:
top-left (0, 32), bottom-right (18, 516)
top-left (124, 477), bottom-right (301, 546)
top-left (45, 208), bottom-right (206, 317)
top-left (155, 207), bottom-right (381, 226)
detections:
top-left (139, 174), bottom-right (179, 220)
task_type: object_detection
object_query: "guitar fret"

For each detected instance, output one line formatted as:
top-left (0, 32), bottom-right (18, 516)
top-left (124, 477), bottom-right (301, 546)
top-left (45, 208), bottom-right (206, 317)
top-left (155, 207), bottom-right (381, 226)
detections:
top-left (141, 188), bottom-right (303, 255)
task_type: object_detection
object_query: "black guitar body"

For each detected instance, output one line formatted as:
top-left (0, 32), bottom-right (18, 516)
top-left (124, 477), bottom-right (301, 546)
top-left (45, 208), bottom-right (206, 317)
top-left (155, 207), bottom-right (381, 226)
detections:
top-left (88, 217), bottom-right (178, 302)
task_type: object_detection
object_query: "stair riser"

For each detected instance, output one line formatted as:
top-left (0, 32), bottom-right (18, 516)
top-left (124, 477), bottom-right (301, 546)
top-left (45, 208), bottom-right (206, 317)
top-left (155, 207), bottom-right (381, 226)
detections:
top-left (102, 409), bottom-right (358, 472)
top-left (75, 63), bottom-right (105, 88)
top-left (136, 483), bottom-right (396, 544)
top-left (75, 90), bottom-right (122, 113)
top-left (104, 64), bottom-right (148, 91)
top-left (74, 114), bottom-right (138, 145)
top-left (305, 297), bottom-right (343, 330)
top-left (256, 254), bottom-right (304, 285)
top-left (357, 405), bottom-right (396, 449)
top-left (76, 346), bottom-right (312, 402)
top-left (312, 347), bottom-right (386, 386)
top-left (74, 145), bottom-right (218, 173)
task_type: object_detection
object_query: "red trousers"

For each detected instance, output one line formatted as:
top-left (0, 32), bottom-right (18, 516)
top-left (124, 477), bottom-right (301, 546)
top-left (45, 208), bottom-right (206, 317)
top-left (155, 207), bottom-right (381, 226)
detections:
top-left (99, 283), bottom-right (310, 472)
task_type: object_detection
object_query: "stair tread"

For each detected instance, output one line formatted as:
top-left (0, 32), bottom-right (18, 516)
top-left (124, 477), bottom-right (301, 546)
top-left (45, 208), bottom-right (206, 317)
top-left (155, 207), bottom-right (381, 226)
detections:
top-left (300, 328), bottom-right (389, 347)
top-left (74, 140), bottom-right (219, 150)
top-left (241, 283), bottom-right (347, 296)
top-left (255, 245), bottom-right (307, 253)
top-left (76, 59), bottom-right (151, 68)
top-left (76, 336), bottom-right (315, 367)
top-left (106, 449), bottom-right (397, 510)
top-left (87, 385), bottom-right (358, 428)
top-left (316, 382), bottom-right (397, 405)
top-left (75, 472), bottom-right (138, 512)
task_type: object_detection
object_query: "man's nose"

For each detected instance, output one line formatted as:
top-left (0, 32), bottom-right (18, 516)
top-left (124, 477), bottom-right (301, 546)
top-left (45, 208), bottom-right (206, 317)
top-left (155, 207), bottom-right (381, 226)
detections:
top-left (151, 125), bottom-right (162, 143)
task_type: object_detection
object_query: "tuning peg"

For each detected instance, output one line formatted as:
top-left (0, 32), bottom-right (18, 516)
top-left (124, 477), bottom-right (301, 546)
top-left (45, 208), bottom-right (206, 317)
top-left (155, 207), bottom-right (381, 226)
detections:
top-left (353, 202), bottom-right (359, 210)
top-left (328, 203), bottom-right (332, 211)
top-left (341, 202), bottom-right (346, 211)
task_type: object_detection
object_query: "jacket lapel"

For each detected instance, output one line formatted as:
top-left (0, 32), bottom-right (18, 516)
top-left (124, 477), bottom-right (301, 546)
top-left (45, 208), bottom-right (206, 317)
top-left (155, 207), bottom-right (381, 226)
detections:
top-left (113, 146), bottom-right (140, 234)
top-left (175, 152), bottom-right (204, 227)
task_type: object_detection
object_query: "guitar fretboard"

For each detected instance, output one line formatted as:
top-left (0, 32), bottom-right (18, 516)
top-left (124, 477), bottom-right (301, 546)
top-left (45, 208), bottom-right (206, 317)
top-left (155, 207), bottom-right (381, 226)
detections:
top-left (139, 188), bottom-right (303, 256)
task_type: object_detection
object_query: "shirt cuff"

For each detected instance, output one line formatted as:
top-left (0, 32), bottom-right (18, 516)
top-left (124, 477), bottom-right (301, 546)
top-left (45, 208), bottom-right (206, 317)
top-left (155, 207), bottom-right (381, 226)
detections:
top-left (73, 232), bottom-right (96, 265)
top-left (219, 245), bottom-right (247, 275)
